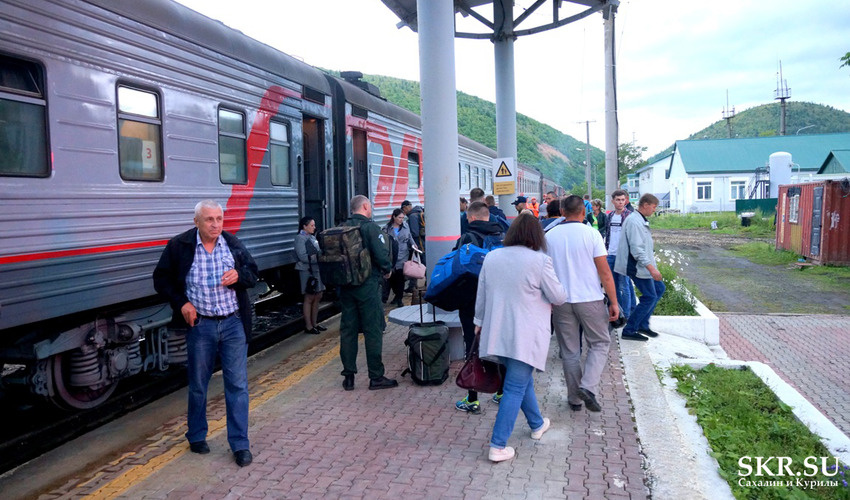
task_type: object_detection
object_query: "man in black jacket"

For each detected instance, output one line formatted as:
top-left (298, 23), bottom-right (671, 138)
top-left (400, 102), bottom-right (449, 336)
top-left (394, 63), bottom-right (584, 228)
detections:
top-left (152, 200), bottom-right (258, 467)
top-left (454, 201), bottom-right (505, 414)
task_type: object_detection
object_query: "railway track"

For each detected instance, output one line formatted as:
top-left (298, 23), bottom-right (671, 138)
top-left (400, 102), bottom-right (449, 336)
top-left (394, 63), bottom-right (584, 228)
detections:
top-left (0, 298), bottom-right (338, 475)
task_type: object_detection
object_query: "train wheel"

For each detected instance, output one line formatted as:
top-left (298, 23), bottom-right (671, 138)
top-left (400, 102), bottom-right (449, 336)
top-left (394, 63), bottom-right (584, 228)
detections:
top-left (48, 352), bottom-right (117, 410)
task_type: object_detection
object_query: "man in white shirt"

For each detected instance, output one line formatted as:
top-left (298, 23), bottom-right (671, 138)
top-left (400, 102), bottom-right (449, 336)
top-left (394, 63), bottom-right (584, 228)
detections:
top-left (545, 195), bottom-right (619, 412)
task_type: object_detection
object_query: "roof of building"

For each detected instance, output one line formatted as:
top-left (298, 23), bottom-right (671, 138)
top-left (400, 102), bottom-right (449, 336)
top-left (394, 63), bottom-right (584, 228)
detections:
top-left (635, 154), bottom-right (673, 175)
top-left (817, 149), bottom-right (850, 174)
top-left (673, 133), bottom-right (850, 175)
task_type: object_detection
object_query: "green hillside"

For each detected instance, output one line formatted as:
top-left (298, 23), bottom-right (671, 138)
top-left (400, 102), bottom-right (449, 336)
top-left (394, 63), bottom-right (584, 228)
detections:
top-left (361, 74), bottom-right (603, 191)
top-left (646, 101), bottom-right (850, 163)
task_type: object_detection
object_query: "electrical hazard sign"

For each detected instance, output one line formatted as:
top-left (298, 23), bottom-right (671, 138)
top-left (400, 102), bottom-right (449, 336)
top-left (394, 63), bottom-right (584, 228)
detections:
top-left (492, 157), bottom-right (515, 195)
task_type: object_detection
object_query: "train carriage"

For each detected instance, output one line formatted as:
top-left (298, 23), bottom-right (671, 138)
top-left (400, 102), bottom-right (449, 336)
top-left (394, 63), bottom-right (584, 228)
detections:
top-left (0, 0), bottom-right (332, 408)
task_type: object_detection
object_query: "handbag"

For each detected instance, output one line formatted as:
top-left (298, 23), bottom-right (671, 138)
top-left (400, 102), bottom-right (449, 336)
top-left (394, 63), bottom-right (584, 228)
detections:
top-left (403, 250), bottom-right (426, 280)
top-left (305, 265), bottom-right (320, 294)
top-left (456, 332), bottom-right (503, 393)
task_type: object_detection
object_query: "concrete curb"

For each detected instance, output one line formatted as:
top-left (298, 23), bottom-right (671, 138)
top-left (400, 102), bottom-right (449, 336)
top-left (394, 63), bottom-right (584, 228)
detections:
top-left (650, 290), bottom-right (720, 346)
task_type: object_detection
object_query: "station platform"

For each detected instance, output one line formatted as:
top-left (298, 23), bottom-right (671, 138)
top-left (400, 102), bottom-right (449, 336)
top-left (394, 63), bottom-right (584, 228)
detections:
top-left (19, 307), bottom-right (649, 499)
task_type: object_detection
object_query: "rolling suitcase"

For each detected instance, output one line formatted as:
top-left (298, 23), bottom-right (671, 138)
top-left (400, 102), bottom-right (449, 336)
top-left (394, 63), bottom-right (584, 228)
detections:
top-left (401, 297), bottom-right (450, 386)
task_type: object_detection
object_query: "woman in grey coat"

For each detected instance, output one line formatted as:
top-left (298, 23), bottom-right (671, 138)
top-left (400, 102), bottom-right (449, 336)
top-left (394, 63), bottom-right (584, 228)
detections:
top-left (295, 216), bottom-right (326, 334)
top-left (383, 208), bottom-right (413, 307)
top-left (474, 212), bottom-right (567, 462)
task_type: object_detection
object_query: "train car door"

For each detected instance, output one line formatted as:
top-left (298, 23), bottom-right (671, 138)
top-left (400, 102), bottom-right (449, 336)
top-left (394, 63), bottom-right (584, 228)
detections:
top-left (302, 116), bottom-right (328, 231)
top-left (352, 128), bottom-right (369, 197)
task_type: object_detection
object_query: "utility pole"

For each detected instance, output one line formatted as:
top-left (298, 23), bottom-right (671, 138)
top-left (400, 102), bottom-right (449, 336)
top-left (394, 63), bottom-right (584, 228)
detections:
top-left (578, 120), bottom-right (595, 197)
top-left (722, 89), bottom-right (735, 139)
top-left (774, 61), bottom-right (791, 136)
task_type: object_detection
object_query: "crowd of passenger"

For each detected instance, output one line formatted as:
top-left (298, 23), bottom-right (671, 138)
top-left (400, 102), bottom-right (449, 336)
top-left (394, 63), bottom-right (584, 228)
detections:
top-left (155, 188), bottom-right (664, 467)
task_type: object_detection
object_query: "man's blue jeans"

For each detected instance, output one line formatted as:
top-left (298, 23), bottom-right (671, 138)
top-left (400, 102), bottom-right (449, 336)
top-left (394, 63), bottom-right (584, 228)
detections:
top-left (490, 357), bottom-right (545, 449)
top-left (622, 278), bottom-right (666, 336)
top-left (186, 313), bottom-right (250, 452)
top-left (607, 254), bottom-right (634, 317)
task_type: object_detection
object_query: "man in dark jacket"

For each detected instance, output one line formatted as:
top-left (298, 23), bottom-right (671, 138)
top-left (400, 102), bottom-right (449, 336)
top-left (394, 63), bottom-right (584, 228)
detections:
top-left (340, 195), bottom-right (398, 391)
top-left (152, 200), bottom-right (258, 467)
top-left (454, 201), bottom-right (505, 414)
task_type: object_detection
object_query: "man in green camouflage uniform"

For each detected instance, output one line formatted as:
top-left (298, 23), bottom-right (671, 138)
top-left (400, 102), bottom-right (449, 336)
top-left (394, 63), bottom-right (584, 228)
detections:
top-left (339, 195), bottom-right (398, 391)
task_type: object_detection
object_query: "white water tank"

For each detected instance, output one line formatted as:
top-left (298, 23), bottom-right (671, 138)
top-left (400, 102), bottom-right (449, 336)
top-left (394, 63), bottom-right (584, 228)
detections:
top-left (769, 151), bottom-right (792, 198)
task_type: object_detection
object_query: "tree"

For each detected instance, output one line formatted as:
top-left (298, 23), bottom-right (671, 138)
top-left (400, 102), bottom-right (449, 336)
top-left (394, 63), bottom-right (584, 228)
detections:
top-left (842, 51), bottom-right (850, 72)
top-left (618, 141), bottom-right (648, 180)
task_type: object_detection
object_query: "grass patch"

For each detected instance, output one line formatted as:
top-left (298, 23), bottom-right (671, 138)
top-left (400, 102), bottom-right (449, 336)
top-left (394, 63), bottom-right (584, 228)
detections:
top-left (653, 210), bottom-right (776, 238)
top-left (730, 243), bottom-right (850, 292)
top-left (653, 249), bottom-right (698, 316)
top-left (730, 242), bottom-right (800, 266)
top-left (671, 364), bottom-right (849, 499)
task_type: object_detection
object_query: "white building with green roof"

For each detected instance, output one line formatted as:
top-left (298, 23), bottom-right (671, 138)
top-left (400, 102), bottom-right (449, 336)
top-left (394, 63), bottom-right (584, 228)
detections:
top-left (665, 133), bottom-right (850, 213)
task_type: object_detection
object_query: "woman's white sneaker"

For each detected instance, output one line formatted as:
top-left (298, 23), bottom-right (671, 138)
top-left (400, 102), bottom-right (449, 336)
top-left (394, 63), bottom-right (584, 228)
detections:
top-left (530, 417), bottom-right (550, 440)
top-left (488, 446), bottom-right (516, 462)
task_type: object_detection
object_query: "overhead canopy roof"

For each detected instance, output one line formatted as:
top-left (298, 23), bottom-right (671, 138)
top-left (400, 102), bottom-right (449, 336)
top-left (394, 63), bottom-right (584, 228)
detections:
top-left (380, 0), bottom-right (617, 38)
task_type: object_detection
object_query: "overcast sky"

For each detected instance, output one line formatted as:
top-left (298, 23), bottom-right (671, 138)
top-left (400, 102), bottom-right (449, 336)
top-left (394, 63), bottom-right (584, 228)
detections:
top-left (174, 0), bottom-right (849, 157)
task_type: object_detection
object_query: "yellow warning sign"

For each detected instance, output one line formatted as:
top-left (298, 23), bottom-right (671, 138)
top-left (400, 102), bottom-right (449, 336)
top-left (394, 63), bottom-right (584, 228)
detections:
top-left (494, 181), bottom-right (515, 195)
top-left (495, 161), bottom-right (512, 177)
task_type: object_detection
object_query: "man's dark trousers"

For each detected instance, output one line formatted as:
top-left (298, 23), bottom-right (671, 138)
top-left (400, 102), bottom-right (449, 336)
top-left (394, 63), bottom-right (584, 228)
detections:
top-left (339, 277), bottom-right (385, 380)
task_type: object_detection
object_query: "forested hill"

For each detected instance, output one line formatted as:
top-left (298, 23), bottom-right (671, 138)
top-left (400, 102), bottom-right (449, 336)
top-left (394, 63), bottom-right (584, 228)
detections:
top-left (356, 73), bottom-right (604, 190)
top-left (646, 101), bottom-right (850, 163)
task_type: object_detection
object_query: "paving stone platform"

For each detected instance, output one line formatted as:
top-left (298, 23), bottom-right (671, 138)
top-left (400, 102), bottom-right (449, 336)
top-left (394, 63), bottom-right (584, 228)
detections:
top-left (35, 318), bottom-right (649, 499)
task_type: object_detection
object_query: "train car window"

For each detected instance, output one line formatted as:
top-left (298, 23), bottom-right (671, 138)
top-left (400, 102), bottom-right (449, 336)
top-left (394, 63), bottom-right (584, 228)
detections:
top-left (117, 86), bottom-right (162, 181)
top-left (218, 108), bottom-right (247, 184)
top-left (471, 166), bottom-right (479, 190)
top-left (269, 120), bottom-right (291, 186)
top-left (485, 168), bottom-right (492, 191)
top-left (0, 55), bottom-right (48, 177)
top-left (407, 152), bottom-right (420, 188)
top-left (460, 163), bottom-right (470, 191)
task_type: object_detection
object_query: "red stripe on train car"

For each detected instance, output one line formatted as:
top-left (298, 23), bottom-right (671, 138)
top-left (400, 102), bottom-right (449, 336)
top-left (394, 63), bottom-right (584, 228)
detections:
top-left (224, 85), bottom-right (300, 233)
top-left (367, 122), bottom-right (397, 209)
top-left (426, 235), bottom-right (461, 242)
top-left (0, 240), bottom-right (170, 265)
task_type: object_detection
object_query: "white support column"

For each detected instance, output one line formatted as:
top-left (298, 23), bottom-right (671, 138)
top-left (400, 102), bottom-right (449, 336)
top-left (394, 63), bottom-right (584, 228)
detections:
top-left (494, 0), bottom-right (519, 217)
top-left (417, 0), bottom-right (460, 274)
top-left (603, 8), bottom-right (619, 209)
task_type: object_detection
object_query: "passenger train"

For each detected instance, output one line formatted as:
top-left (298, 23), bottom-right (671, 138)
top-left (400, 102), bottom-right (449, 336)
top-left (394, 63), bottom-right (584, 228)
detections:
top-left (0, 0), bottom-right (561, 409)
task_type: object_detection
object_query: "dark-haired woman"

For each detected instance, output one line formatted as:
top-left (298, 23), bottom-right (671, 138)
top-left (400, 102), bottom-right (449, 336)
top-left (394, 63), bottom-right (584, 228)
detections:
top-left (383, 208), bottom-right (413, 307)
top-left (474, 212), bottom-right (567, 462)
top-left (295, 216), bottom-right (326, 334)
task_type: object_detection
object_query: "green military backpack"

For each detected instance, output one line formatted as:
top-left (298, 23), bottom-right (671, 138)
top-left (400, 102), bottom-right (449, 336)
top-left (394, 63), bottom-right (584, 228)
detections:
top-left (317, 225), bottom-right (372, 286)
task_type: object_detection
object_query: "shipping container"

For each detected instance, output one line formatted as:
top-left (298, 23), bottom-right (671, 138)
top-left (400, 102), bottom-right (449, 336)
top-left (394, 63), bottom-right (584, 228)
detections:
top-left (776, 179), bottom-right (850, 265)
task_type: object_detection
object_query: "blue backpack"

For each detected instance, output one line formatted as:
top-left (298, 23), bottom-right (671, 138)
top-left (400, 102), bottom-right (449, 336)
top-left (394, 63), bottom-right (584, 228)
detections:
top-left (424, 235), bottom-right (502, 311)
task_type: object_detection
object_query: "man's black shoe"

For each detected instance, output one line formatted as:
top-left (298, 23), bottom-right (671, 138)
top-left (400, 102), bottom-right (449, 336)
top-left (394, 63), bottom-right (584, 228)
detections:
top-left (621, 332), bottom-right (649, 341)
top-left (343, 374), bottom-right (354, 391)
top-left (578, 388), bottom-right (602, 412)
top-left (233, 449), bottom-right (252, 467)
top-left (638, 328), bottom-right (660, 338)
top-left (369, 376), bottom-right (399, 390)
top-left (569, 403), bottom-right (582, 411)
top-left (189, 440), bottom-right (210, 454)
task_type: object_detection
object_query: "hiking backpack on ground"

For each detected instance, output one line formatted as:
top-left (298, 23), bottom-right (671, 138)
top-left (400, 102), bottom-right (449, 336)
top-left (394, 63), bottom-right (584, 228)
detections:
top-left (401, 299), bottom-right (450, 386)
top-left (317, 225), bottom-right (371, 286)
top-left (423, 234), bottom-right (502, 311)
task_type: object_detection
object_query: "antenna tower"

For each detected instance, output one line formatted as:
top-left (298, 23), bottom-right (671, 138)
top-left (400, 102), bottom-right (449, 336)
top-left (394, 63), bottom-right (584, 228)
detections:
top-left (721, 89), bottom-right (735, 139)
top-left (774, 61), bottom-right (791, 136)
